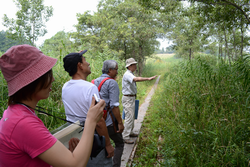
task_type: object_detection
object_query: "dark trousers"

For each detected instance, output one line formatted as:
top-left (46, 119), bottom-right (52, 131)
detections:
top-left (107, 125), bottom-right (124, 167)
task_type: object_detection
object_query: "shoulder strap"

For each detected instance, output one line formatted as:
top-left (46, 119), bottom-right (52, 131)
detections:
top-left (91, 79), bottom-right (95, 84)
top-left (98, 77), bottom-right (114, 91)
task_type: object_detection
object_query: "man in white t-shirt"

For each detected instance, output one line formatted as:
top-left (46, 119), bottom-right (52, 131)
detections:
top-left (122, 58), bottom-right (157, 144)
top-left (62, 50), bottom-right (114, 167)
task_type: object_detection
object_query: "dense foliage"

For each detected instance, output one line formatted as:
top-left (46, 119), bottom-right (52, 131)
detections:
top-left (70, 0), bottom-right (172, 76)
top-left (2, 0), bottom-right (250, 63)
top-left (39, 31), bottom-right (73, 58)
top-left (134, 54), bottom-right (250, 166)
top-left (139, 0), bottom-right (250, 61)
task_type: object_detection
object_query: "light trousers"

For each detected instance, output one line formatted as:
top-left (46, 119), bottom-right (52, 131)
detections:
top-left (122, 96), bottom-right (135, 140)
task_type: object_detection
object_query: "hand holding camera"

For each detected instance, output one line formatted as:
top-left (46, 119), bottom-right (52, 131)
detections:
top-left (87, 95), bottom-right (105, 123)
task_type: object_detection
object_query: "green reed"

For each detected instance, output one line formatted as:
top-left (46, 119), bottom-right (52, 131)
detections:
top-left (133, 54), bottom-right (250, 166)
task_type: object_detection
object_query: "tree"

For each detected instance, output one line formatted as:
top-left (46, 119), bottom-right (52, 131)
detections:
top-left (2, 0), bottom-right (53, 46)
top-left (140, 0), bottom-right (250, 25)
top-left (189, 0), bottom-right (250, 25)
top-left (71, 0), bottom-right (171, 75)
top-left (190, 0), bottom-right (250, 59)
top-left (161, 2), bottom-right (209, 59)
top-left (139, 0), bottom-right (250, 60)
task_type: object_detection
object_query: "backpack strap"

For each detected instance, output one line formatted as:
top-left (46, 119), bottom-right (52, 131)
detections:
top-left (97, 77), bottom-right (114, 91)
top-left (93, 77), bottom-right (114, 119)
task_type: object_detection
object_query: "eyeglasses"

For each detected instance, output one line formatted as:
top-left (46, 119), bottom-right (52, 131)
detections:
top-left (113, 68), bottom-right (118, 71)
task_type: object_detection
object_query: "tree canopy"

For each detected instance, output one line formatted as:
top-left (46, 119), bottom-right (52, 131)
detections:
top-left (70, 0), bottom-right (175, 75)
top-left (2, 0), bottom-right (53, 46)
top-left (2, 0), bottom-right (250, 71)
top-left (138, 0), bottom-right (250, 60)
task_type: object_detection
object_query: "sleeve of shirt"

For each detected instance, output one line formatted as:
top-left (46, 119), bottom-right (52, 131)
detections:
top-left (125, 72), bottom-right (135, 84)
top-left (12, 116), bottom-right (57, 159)
top-left (108, 80), bottom-right (120, 108)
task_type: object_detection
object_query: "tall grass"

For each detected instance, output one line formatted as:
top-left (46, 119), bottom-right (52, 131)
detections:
top-left (0, 71), bottom-right (8, 117)
top-left (133, 54), bottom-right (250, 166)
top-left (136, 54), bottom-right (182, 100)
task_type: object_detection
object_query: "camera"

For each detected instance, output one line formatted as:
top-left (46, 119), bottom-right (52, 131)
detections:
top-left (93, 93), bottom-right (100, 104)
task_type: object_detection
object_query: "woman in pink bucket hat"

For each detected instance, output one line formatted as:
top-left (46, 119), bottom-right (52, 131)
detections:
top-left (0, 45), bottom-right (105, 167)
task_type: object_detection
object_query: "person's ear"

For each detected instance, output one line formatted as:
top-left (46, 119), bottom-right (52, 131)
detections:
top-left (77, 62), bottom-right (83, 69)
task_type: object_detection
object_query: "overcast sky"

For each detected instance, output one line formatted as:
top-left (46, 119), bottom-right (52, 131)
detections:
top-left (0, 0), bottom-right (170, 48)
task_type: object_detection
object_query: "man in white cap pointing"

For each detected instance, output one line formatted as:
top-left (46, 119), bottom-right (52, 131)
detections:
top-left (122, 58), bottom-right (157, 144)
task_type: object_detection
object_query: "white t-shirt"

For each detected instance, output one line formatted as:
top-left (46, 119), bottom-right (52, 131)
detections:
top-left (62, 79), bottom-right (100, 123)
top-left (122, 70), bottom-right (137, 95)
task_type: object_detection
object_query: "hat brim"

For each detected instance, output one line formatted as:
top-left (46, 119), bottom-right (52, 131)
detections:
top-left (80, 50), bottom-right (87, 55)
top-left (7, 55), bottom-right (57, 96)
top-left (125, 62), bottom-right (137, 68)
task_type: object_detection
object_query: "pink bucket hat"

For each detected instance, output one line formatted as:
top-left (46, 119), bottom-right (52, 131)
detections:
top-left (0, 44), bottom-right (57, 96)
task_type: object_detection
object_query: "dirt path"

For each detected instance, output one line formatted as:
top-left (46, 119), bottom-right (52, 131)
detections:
top-left (121, 75), bottom-right (161, 167)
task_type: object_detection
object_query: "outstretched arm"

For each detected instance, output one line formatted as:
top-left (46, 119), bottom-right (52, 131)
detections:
top-left (133, 75), bottom-right (157, 82)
